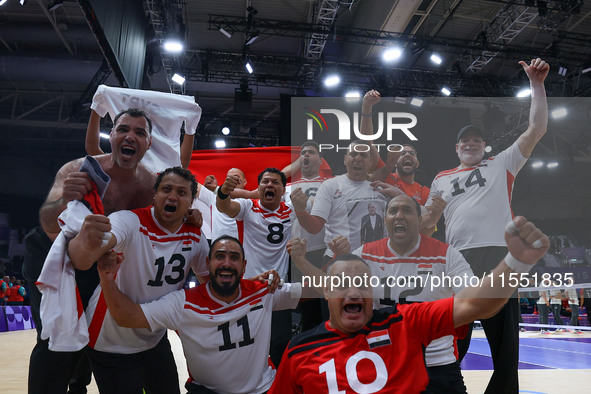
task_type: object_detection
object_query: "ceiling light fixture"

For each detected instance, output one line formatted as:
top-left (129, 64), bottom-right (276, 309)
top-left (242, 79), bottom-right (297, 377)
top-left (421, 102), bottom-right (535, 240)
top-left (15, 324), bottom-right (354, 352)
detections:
top-left (163, 39), bottom-right (183, 53)
top-left (551, 107), bottom-right (567, 119)
top-left (485, 146), bottom-right (492, 153)
top-left (516, 88), bottom-right (531, 97)
top-left (430, 54), bottom-right (442, 65)
top-left (171, 73), bottom-right (185, 85)
top-left (219, 28), bottom-right (232, 38)
top-left (215, 139), bottom-right (226, 148)
top-left (382, 47), bottom-right (402, 62)
top-left (324, 75), bottom-right (340, 87)
top-left (245, 62), bottom-right (254, 74)
top-left (441, 87), bottom-right (451, 96)
top-left (410, 98), bottom-right (423, 107)
top-left (531, 161), bottom-right (544, 169)
top-left (222, 126), bottom-right (230, 135)
top-left (547, 161), bottom-right (558, 168)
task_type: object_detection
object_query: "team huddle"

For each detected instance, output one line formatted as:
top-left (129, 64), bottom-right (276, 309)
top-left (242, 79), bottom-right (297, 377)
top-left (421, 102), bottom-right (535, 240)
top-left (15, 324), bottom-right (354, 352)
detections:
top-left (24, 58), bottom-right (551, 393)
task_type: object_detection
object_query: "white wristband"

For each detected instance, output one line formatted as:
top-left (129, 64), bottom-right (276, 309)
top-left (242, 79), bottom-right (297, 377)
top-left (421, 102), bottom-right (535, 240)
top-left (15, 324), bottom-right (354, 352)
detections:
top-left (504, 252), bottom-right (533, 273)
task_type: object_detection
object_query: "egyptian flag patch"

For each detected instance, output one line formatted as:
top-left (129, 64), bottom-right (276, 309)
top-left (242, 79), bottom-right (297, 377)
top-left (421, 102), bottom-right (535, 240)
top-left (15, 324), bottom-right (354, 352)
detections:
top-left (182, 240), bottom-right (192, 251)
top-left (367, 330), bottom-right (391, 349)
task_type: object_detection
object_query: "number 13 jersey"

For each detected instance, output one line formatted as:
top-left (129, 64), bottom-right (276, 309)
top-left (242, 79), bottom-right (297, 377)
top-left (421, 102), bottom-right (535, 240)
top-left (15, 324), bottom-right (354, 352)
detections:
top-left (85, 206), bottom-right (209, 353)
top-left (428, 142), bottom-right (527, 251)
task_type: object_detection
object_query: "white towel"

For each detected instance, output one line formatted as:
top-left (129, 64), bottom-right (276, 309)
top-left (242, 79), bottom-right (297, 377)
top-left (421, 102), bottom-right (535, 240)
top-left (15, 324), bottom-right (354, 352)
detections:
top-left (37, 201), bottom-right (92, 351)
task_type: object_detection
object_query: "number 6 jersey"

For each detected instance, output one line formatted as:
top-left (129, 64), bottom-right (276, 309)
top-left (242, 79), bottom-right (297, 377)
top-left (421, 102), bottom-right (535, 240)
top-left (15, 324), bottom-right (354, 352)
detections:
top-left (85, 206), bottom-right (209, 353)
top-left (427, 142), bottom-right (527, 251)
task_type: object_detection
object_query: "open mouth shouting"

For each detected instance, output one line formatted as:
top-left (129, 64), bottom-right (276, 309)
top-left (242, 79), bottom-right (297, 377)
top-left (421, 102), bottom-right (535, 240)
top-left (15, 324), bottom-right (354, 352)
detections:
top-left (215, 268), bottom-right (238, 284)
top-left (120, 145), bottom-right (136, 157)
top-left (393, 223), bottom-right (406, 234)
top-left (163, 204), bottom-right (177, 213)
top-left (342, 301), bottom-right (364, 321)
top-left (264, 189), bottom-right (275, 201)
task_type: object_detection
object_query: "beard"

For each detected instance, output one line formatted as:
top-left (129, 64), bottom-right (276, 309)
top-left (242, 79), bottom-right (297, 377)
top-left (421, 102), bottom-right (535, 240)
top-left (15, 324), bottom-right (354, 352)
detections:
top-left (210, 268), bottom-right (240, 298)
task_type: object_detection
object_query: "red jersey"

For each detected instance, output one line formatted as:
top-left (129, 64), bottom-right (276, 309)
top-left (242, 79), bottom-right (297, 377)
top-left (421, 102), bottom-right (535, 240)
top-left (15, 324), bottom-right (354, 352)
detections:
top-left (385, 173), bottom-right (430, 205)
top-left (269, 298), bottom-right (467, 394)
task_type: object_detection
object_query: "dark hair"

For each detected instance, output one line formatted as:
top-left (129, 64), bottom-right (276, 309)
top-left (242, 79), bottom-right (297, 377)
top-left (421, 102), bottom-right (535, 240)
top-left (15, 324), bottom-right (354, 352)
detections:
top-left (154, 167), bottom-right (198, 200)
top-left (402, 144), bottom-right (418, 158)
top-left (257, 167), bottom-right (287, 187)
top-left (387, 195), bottom-right (422, 217)
top-left (112, 108), bottom-right (153, 134)
top-left (208, 235), bottom-right (245, 261)
top-left (301, 141), bottom-right (322, 158)
top-left (326, 253), bottom-right (370, 275)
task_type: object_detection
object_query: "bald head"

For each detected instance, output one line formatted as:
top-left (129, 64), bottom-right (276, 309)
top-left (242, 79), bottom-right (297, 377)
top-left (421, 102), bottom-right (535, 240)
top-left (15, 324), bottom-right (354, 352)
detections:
top-left (227, 168), bottom-right (247, 189)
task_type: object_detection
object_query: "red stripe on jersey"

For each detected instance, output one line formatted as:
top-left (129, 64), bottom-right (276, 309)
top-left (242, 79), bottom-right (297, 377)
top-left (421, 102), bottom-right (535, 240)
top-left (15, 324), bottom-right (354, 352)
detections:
top-left (287, 176), bottom-right (330, 187)
top-left (361, 237), bottom-right (449, 265)
top-left (88, 291), bottom-right (108, 349)
top-left (434, 166), bottom-right (473, 180)
top-left (183, 280), bottom-right (269, 315)
top-left (434, 157), bottom-right (497, 180)
top-left (139, 227), bottom-right (202, 244)
top-left (506, 170), bottom-right (515, 218)
top-left (132, 206), bottom-right (202, 239)
top-left (237, 220), bottom-right (244, 245)
top-left (75, 286), bottom-right (84, 319)
top-left (251, 200), bottom-right (292, 220)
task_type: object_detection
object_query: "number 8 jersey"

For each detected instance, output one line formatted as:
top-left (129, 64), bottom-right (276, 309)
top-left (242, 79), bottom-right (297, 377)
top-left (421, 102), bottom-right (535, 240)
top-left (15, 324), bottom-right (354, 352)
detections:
top-left (428, 142), bottom-right (527, 251)
top-left (234, 199), bottom-right (294, 280)
top-left (85, 206), bottom-right (209, 353)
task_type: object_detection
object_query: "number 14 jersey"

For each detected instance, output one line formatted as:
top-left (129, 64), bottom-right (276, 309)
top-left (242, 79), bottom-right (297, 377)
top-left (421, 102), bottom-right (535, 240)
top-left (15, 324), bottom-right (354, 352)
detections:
top-left (428, 142), bottom-right (527, 250)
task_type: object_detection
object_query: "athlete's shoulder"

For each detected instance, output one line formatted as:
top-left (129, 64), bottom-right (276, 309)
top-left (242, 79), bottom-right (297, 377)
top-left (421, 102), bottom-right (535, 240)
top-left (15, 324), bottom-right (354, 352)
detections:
top-left (434, 166), bottom-right (462, 180)
top-left (362, 238), bottom-right (391, 254)
top-left (285, 322), bottom-right (340, 357)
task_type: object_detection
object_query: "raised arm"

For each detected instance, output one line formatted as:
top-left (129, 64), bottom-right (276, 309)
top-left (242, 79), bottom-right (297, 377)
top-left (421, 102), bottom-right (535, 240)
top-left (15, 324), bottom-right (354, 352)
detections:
top-left (360, 90), bottom-right (382, 172)
top-left (67, 214), bottom-right (117, 270)
top-left (291, 188), bottom-right (326, 234)
top-left (516, 58), bottom-right (550, 158)
top-left (453, 216), bottom-right (549, 327)
top-left (39, 159), bottom-right (92, 241)
top-left (281, 155), bottom-right (301, 181)
top-left (85, 110), bottom-right (104, 156)
top-left (180, 133), bottom-right (195, 168)
top-left (215, 174), bottom-right (242, 218)
top-left (97, 251), bottom-right (150, 329)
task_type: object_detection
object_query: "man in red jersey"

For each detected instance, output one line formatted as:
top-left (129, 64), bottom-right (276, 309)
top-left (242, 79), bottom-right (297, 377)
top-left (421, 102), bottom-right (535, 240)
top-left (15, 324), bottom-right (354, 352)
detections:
top-left (270, 216), bottom-right (549, 394)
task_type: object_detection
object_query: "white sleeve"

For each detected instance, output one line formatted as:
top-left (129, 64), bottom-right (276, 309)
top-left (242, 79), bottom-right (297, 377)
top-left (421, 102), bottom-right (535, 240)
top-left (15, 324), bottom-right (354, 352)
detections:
top-left (90, 85), bottom-right (109, 117)
top-left (352, 245), bottom-right (363, 258)
top-left (198, 185), bottom-right (216, 208)
top-left (310, 179), bottom-right (333, 220)
top-left (233, 198), bottom-right (252, 221)
top-left (425, 178), bottom-right (441, 207)
top-left (272, 282), bottom-right (302, 311)
top-left (108, 211), bottom-right (138, 252)
top-left (184, 103), bottom-right (202, 134)
top-left (445, 245), bottom-right (475, 293)
top-left (493, 141), bottom-right (528, 176)
top-left (141, 290), bottom-right (186, 331)
top-left (190, 240), bottom-right (210, 278)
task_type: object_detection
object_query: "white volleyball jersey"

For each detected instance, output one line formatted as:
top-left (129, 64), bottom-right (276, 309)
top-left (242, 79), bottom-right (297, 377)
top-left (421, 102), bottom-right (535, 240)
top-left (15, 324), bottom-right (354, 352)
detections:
top-left (85, 206), bottom-right (209, 353)
top-left (353, 236), bottom-right (473, 366)
top-left (285, 176), bottom-right (331, 252)
top-left (427, 142), bottom-right (527, 251)
top-left (311, 174), bottom-right (389, 255)
top-left (91, 85), bottom-right (201, 173)
top-left (234, 199), bottom-right (293, 280)
top-left (193, 185), bottom-right (216, 240)
top-left (141, 281), bottom-right (302, 394)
